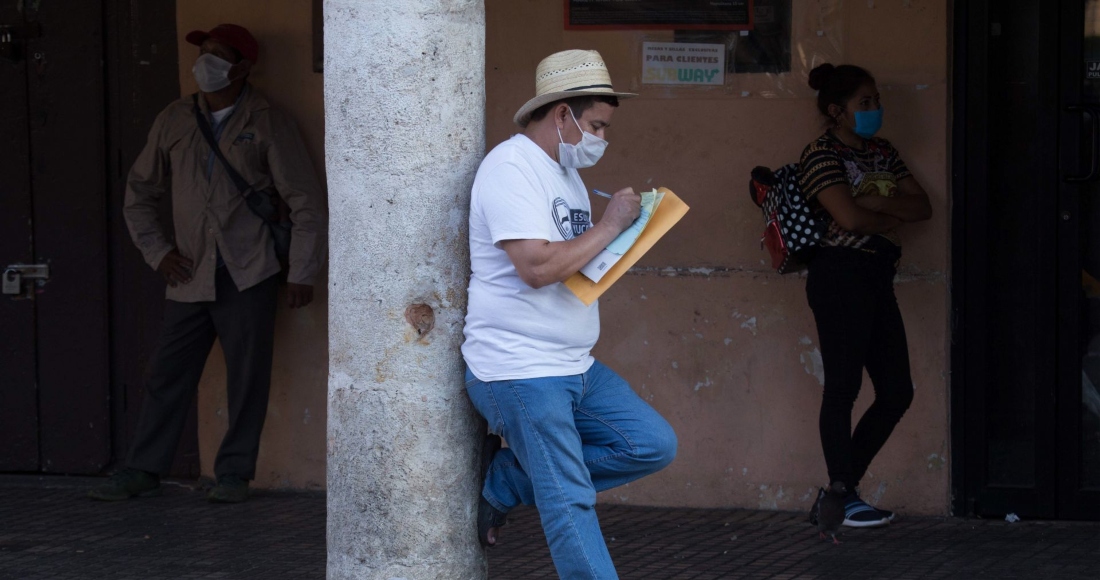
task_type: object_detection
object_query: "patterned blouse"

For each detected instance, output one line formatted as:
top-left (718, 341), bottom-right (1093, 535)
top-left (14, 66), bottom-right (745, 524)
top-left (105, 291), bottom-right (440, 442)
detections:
top-left (798, 132), bottom-right (911, 250)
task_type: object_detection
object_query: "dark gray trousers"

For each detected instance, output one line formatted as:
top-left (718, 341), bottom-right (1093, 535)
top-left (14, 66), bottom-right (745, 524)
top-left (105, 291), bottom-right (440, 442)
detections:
top-left (127, 268), bottom-right (278, 480)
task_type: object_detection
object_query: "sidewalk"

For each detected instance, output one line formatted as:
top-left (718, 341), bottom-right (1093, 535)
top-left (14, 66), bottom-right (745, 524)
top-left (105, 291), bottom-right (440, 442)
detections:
top-left (1, 475), bottom-right (1098, 579)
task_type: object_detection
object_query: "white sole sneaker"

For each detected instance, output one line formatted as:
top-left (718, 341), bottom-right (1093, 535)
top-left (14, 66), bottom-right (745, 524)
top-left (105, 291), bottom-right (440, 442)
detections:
top-left (842, 501), bottom-right (890, 528)
top-left (842, 515), bottom-right (890, 528)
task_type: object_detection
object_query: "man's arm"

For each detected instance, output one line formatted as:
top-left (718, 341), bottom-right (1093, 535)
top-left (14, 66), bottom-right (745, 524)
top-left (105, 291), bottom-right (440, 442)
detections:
top-left (501, 188), bottom-right (640, 289)
top-left (123, 111), bottom-right (192, 285)
top-left (266, 112), bottom-right (327, 308)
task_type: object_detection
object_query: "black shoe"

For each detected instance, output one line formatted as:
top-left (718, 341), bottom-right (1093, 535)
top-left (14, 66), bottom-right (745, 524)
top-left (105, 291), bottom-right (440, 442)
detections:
top-left (207, 475), bottom-right (249, 503)
top-left (88, 468), bottom-right (161, 501)
top-left (478, 496), bottom-right (509, 548)
top-left (477, 434), bottom-right (508, 547)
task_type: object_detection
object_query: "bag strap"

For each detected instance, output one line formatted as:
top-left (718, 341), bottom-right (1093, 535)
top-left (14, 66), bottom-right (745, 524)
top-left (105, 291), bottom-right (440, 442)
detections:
top-left (191, 94), bottom-right (251, 196)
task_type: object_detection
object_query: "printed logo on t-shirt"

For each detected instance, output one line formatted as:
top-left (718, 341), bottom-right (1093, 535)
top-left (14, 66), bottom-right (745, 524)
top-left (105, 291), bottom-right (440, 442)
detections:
top-left (852, 170), bottom-right (897, 198)
top-left (551, 197), bottom-right (591, 240)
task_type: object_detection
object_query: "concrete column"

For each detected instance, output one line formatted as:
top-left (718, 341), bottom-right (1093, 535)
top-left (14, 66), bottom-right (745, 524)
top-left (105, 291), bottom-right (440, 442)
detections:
top-left (323, 1), bottom-right (486, 578)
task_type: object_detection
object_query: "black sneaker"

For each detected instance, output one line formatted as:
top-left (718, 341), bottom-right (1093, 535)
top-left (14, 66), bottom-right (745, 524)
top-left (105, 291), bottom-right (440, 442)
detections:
top-left (876, 507), bottom-right (897, 522)
top-left (842, 492), bottom-right (889, 528)
top-left (88, 468), bottom-right (161, 501)
top-left (207, 475), bottom-right (249, 503)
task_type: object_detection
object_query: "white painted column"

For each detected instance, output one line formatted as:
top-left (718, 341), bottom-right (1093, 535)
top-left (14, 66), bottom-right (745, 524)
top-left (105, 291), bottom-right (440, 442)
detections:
top-left (323, 1), bottom-right (486, 578)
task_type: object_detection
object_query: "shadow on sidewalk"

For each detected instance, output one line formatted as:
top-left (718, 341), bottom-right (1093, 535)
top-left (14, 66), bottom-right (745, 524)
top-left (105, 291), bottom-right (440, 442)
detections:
top-left (489, 504), bottom-right (1100, 579)
top-left (2, 476), bottom-right (1099, 579)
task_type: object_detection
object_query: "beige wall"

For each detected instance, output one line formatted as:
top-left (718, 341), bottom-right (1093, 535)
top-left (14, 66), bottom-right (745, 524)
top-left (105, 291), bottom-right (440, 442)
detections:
top-left (176, 0), bottom-right (327, 489)
top-left (171, 0), bottom-right (954, 513)
top-left (485, 0), bottom-right (951, 514)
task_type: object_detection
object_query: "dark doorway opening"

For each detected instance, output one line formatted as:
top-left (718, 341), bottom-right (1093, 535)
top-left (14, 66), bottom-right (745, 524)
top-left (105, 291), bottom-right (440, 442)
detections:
top-left (953, 0), bottom-right (1100, 520)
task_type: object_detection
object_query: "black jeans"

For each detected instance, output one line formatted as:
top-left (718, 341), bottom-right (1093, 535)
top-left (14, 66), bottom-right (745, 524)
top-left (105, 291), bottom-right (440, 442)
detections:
top-left (806, 245), bottom-right (914, 489)
top-left (127, 268), bottom-right (278, 480)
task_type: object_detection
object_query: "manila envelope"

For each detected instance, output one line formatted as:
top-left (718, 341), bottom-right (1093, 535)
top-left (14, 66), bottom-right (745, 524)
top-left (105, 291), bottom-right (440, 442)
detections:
top-left (564, 186), bottom-right (690, 306)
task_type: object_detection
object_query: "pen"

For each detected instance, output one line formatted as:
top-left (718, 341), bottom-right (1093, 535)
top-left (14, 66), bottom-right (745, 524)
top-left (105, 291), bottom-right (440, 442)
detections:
top-left (591, 189), bottom-right (612, 199)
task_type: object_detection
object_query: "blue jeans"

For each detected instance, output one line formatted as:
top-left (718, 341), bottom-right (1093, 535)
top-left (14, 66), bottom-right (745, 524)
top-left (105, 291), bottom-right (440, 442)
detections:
top-left (465, 360), bottom-right (677, 580)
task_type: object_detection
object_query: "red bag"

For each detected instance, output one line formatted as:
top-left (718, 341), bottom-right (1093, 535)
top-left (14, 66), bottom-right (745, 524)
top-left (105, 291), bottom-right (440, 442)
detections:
top-left (747, 165), bottom-right (822, 274)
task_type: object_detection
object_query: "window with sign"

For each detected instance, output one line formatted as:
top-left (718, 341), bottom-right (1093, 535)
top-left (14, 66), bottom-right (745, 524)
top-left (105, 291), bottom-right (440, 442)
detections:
top-left (673, 0), bottom-right (791, 74)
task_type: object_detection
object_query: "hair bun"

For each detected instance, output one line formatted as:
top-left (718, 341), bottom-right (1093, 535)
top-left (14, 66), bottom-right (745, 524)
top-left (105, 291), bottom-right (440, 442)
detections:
top-left (808, 63), bottom-right (835, 91)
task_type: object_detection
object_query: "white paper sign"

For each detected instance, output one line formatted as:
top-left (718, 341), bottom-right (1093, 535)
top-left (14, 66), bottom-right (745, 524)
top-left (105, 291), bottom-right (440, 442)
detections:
top-left (642, 42), bottom-right (725, 86)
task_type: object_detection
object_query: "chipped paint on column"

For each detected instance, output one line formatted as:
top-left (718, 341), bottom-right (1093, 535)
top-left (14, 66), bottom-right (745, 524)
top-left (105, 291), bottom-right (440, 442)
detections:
top-left (324, 1), bottom-right (486, 578)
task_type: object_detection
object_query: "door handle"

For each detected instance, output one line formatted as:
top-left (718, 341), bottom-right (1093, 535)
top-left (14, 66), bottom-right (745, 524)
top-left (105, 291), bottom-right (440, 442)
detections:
top-left (2, 263), bottom-right (49, 296)
top-left (0, 22), bottom-right (42, 63)
top-left (1066, 104), bottom-right (1100, 183)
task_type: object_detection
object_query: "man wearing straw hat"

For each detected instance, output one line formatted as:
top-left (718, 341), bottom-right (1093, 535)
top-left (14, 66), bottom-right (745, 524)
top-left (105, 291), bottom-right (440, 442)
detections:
top-left (462, 49), bottom-right (677, 578)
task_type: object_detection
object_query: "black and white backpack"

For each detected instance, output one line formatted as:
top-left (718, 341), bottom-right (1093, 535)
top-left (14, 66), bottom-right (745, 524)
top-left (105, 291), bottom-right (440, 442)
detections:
top-left (747, 164), bottom-right (823, 274)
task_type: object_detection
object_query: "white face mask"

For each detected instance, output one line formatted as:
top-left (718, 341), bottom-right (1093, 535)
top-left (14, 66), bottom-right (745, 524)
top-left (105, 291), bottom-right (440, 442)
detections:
top-left (557, 107), bottom-right (608, 169)
top-left (192, 53), bottom-right (234, 93)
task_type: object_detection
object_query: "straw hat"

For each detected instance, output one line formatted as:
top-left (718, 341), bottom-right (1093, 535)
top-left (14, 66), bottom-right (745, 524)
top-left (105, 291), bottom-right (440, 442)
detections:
top-left (513, 49), bottom-right (636, 127)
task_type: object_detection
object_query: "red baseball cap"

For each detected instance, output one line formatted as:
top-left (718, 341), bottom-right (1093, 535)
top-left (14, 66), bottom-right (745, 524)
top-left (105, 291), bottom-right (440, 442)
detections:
top-left (185, 24), bottom-right (259, 64)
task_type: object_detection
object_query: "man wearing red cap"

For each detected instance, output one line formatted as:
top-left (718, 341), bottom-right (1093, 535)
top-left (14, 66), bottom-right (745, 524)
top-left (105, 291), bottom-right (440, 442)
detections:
top-left (89, 24), bottom-right (326, 503)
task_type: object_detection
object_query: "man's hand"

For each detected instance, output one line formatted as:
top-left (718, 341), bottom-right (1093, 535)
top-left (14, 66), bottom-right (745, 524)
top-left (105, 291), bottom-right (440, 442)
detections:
top-left (156, 249), bottom-right (193, 287)
top-left (499, 186), bottom-right (642, 289)
top-left (287, 283), bottom-right (314, 309)
top-left (601, 187), bottom-right (642, 233)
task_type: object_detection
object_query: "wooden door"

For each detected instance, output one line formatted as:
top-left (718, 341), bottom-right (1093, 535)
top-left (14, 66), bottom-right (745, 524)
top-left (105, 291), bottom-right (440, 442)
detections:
top-left (0, 3), bottom-right (39, 471)
top-left (0, 0), bottom-right (111, 473)
top-left (0, 0), bottom-right (195, 476)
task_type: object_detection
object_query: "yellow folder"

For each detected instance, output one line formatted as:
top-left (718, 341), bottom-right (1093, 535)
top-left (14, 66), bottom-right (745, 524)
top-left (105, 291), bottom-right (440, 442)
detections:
top-left (564, 187), bottom-right (690, 306)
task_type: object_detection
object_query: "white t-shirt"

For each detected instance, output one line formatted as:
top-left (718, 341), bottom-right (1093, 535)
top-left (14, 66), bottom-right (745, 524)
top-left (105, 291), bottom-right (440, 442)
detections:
top-left (210, 105), bottom-right (235, 126)
top-left (462, 134), bottom-right (598, 381)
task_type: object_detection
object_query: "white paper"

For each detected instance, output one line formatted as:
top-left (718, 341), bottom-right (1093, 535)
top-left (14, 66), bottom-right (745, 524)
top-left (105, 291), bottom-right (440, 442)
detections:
top-left (605, 190), bottom-right (664, 255)
top-left (579, 248), bottom-right (622, 283)
top-left (579, 190), bottom-right (663, 283)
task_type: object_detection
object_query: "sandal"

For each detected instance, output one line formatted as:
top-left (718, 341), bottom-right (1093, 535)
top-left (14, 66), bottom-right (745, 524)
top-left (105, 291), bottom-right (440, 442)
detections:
top-left (477, 434), bottom-right (508, 547)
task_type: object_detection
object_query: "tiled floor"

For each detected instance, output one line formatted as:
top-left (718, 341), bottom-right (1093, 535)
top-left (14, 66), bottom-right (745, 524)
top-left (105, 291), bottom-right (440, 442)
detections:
top-left (2, 476), bottom-right (1098, 579)
top-left (493, 504), bottom-right (1100, 579)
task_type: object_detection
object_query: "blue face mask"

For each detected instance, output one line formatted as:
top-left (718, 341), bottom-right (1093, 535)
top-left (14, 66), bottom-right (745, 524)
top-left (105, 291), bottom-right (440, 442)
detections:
top-left (852, 107), bottom-right (884, 139)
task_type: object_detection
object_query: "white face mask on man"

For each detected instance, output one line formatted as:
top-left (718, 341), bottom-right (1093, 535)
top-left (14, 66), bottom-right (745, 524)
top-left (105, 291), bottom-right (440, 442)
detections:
top-left (192, 53), bottom-right (235, 93)
top-left (557, 107), bottom-right (608, 169)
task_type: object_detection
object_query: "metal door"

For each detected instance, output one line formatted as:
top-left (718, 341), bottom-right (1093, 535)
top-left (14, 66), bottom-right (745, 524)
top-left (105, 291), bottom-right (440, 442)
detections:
top-left (1056, 0), bottom-right (1100, 519)
top-left (954, 0), bottom-right (1100, 520)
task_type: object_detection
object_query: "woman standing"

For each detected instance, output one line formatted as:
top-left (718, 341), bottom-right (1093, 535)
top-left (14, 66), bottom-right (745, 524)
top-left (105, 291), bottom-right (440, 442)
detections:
top-left (799, 63), bottom-right (932, 527)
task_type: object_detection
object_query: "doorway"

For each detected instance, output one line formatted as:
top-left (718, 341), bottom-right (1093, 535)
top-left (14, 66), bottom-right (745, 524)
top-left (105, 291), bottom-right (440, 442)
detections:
top-left (954, 0), bottom-right (1100, 520)
top-left (0, 0), bottom-right (197, 477)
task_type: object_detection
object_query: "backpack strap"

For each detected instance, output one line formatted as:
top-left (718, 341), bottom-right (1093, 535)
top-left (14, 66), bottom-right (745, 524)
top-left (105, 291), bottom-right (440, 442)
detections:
top-left (191, 94), bottom-right (251, 196)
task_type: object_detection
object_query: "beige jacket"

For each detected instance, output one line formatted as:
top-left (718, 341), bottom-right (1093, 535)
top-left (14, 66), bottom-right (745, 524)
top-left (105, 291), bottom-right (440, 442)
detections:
top-left (124, 86), bottom-right (325, 302)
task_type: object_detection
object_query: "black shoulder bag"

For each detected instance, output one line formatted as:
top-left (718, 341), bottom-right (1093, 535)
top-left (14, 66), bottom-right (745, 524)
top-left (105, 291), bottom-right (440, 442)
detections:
top-left (192, 94), bottom-right (292, 272)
